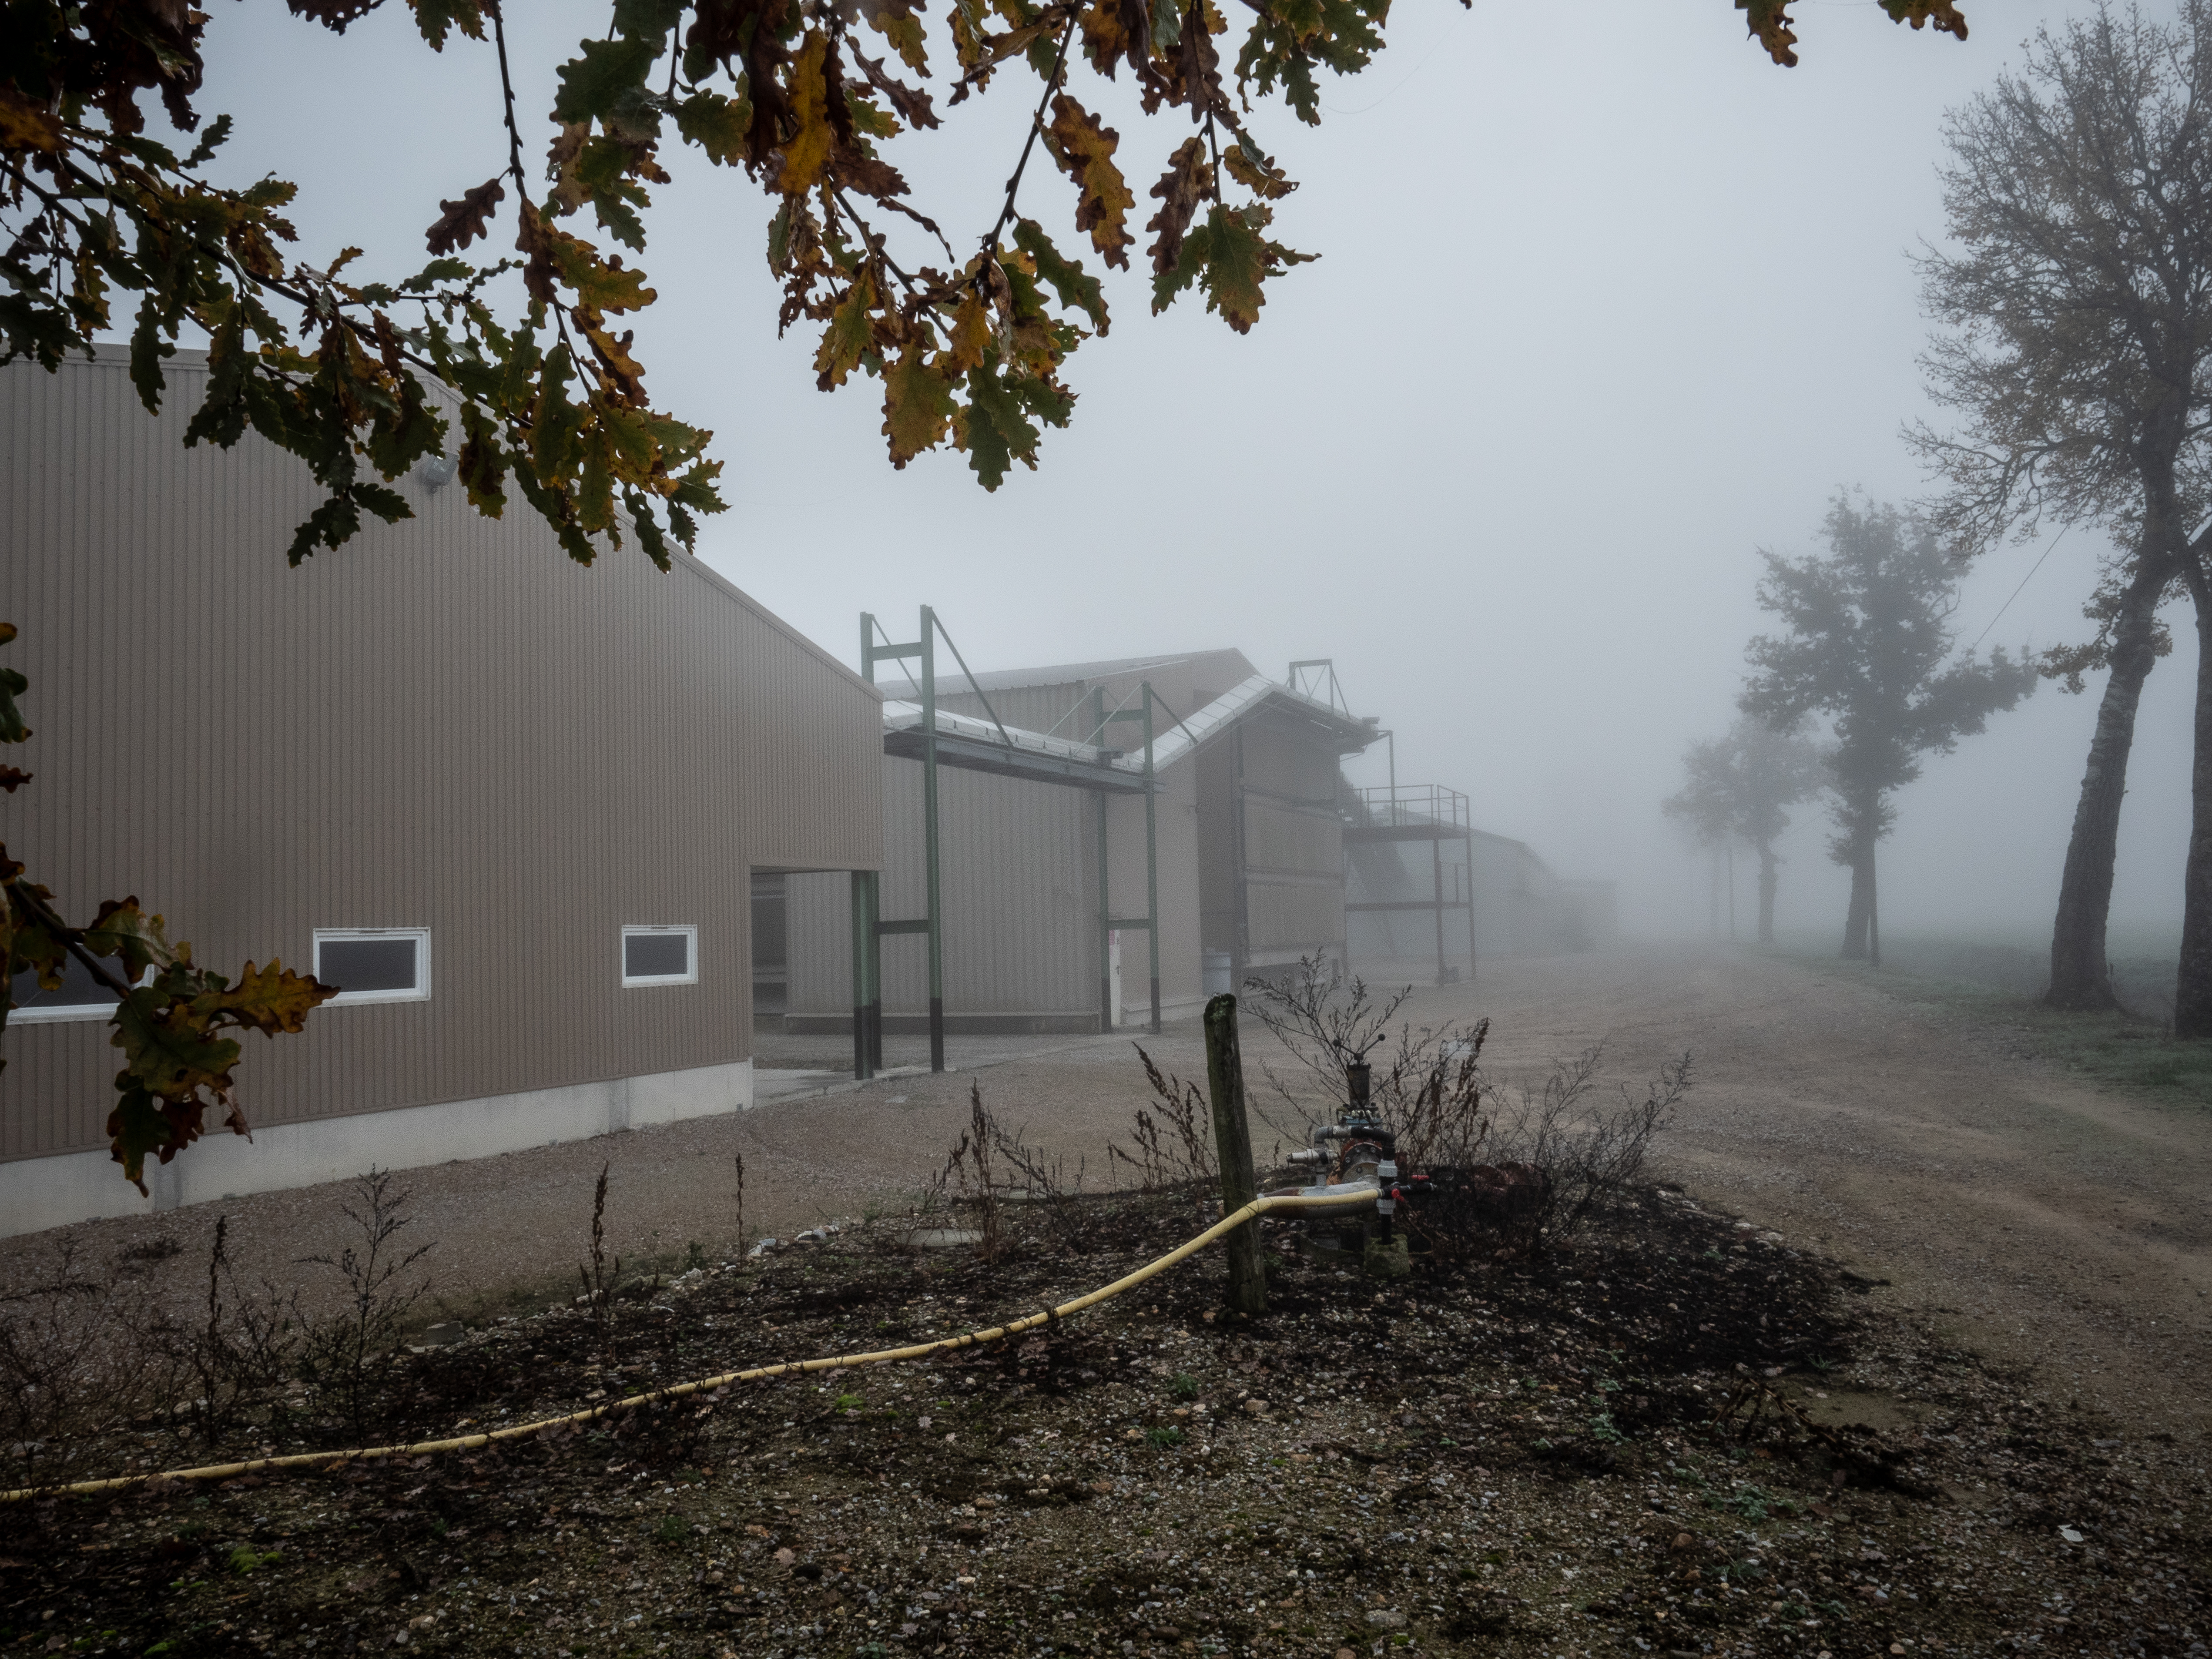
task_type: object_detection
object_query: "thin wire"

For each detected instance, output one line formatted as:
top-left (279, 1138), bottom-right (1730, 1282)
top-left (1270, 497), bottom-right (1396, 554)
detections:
top-left (1968, 523), bottom-right (2073, 651)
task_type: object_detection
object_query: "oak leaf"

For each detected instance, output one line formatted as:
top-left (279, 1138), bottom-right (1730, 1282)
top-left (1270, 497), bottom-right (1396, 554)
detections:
top-left (862, 0), bottom-right (932, 75)
top-left (0, 87), bottom-right (62, 152)
top-left (1177, 0), bottom-right (1223, 115)
top-left (112, 988), bottom-right (242, 1106)
top-left (1153, 201), bottom-right (1312, 331)
top-left (1047, 96), bottom-right (1134, 270)
top-left (817, 271), bottom-right (881, 390)
top-left (1224, 135), bottom-right (1296, 200)
top-left (0, 622), bottom-right (26, 744)
top-left (882, 345), bottom-right (957, 466)
top-left (1737, 0), bottom-right (1799, 66)
top-left (424, 176), bottom-right (506, 255)
top-left (778, 31), bottom-right (842, 195)
top-left (1879, 0), bottom-right (1966, 40)
top-left (1144, 136), bottom-right (1211, 278)
top-left (1013, 220), bottom-right (1108, 335)
top-left (194, 961), bottom-right (336, 1039)
top-left (943, 289), bottom-right (993, 377)
top-left (833, 143), bottom-right (911, 201)
top-left (677, 90), bottom-right (753, 164)
top-left (850, 45), bottom-right (941, 131)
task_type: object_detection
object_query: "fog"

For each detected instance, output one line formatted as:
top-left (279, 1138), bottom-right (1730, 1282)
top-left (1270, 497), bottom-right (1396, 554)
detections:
top-left (171, 0), bottom-right (2192, 946)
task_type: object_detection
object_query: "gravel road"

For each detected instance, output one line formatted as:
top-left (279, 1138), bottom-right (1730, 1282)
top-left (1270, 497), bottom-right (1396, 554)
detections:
top-left (7, 940), bottom-right (2202, 1442)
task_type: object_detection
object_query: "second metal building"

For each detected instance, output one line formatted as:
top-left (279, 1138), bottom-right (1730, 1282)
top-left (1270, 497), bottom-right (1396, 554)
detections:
top-left (775, 647), bottom-right (1377, 1039)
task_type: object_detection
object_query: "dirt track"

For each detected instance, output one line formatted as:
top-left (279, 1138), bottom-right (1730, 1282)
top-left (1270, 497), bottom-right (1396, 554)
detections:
top-left (8, 940), bottom-right (2205, 1441)
top-left (1447, 942), bottom-right (2212, 1441)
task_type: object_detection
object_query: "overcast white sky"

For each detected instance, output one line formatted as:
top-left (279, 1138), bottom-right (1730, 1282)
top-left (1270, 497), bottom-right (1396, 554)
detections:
top-left (177, 0), bottom-right (2192, 947)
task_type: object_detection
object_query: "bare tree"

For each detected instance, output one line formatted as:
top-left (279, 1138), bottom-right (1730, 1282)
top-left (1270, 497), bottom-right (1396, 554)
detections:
top-left (1742, 496), bottom-right (2037, 965)
top-left (1663, 717), bottom-right (1830, 946)
top-left (1909, 1), bottom-right (2210, 1017)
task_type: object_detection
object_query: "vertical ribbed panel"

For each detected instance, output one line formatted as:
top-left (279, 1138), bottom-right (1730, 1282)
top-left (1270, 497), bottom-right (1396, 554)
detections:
top-left (781, 756), bottom-right (1092, 1017)
top-left (0, 350), bottom-right (882, 1161)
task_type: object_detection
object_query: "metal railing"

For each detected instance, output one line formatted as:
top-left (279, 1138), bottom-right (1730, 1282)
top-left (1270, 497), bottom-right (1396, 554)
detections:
top-left (1347, 782), bottom-right (1470, 832)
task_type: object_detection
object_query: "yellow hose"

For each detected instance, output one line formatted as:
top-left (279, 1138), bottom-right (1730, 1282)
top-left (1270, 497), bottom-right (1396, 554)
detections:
top-left (2, 1191), bottom-right (1361, 1505)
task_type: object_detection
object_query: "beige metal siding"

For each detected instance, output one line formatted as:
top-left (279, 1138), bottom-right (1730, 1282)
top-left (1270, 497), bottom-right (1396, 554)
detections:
top-left (784, 756), bottom-right (1096, 1017)
top-left (0, 350), bottom-right (881, 1162)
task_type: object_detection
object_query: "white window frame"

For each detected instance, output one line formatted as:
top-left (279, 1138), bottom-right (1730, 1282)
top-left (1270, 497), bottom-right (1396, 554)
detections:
top-left (7, 963), bottom-right (150, 1024)
top-left (313, 928), bottom-right (432, 1005)
top-left (620, 925), bottom-right (698, 988)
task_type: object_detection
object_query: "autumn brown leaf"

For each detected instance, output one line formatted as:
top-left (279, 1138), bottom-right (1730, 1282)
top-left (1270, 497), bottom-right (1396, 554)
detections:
top-left (1145, 136), bottom-right (1211, 278)
top-left (1047, 95), bottom-right (1135, 269)
top-left (850, 44), bottom-right (941, 131)
top-left (1177, 0), bottom-right (1223, 116)
top-left (834, 143), bottom-right (912, 201)
top-left (0, 87), bottom-right (63, 153)
top-left (1880, 0), bottom-right (1966, 40)
top-left (424, 175), bottom-right (506, 255)
top-left (1078, 0), bottom-right (1131, 77)
top-left (1223, 134), bottom-right (1296, 200)
top-left (1738, 0), bottom-right (1800, 65)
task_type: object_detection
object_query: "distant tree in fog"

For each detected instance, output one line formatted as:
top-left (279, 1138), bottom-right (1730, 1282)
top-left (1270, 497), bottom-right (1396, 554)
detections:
top-left (1741, 496), bottom-right (2037, 967)
top-left (1910, 0), bottom-right (2209, 1021)
top-left (1662, 719), bottom-right (1830, 946)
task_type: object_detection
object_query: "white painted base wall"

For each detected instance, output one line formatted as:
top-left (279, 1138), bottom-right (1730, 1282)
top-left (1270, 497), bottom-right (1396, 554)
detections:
top-left (0, 1059), bottom-right (754, 1240)
top-left (1113, 992), bottom-right (1210, 1027)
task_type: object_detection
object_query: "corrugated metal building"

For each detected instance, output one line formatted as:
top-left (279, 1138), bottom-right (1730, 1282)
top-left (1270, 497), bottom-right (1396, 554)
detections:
top-left (777, 650), bottom-right (1377, 1032)
top-left (0, 349), bottom-right (883, 1237)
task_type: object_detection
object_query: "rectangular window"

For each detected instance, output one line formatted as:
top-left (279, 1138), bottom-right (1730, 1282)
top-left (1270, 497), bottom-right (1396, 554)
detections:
top-left (7, 953), bottom-right (136, 1024)
top-left (621, 925), bottom-right (697, 987)
top-left (314, 929), bottom-right (430, 1005)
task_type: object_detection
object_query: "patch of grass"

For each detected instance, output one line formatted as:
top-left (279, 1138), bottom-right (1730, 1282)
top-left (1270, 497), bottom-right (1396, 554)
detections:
top-left (226, 1547), bottom-right (281, 1575)
top-left (1170, 1372), bottom-right (1201, 1400)
top-left (1146, 1425), bottom-right (1186, 1448)
top-left (1784, 950), bottom-right (2212, 1109)
top-left (652, 1515), bottom-right (689, 1547)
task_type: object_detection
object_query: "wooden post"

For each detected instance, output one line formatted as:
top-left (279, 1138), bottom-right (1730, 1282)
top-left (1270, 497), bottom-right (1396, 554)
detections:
top-left (1204, 993), bottom-right (1267, 1316)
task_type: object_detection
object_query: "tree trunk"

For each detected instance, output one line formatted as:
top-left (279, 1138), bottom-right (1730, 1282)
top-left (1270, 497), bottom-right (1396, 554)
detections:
top-left (2178, 595), bottom-right (2212, 1038)
top-left (1842, 847), bottom-right (1874, 960)
top-left (2048, 556), bottom-right (2171, 1011)
top-left (1868, 855), bottom-right (1881, 970)
top-left (1756, 842), bottom-right (1779, 946)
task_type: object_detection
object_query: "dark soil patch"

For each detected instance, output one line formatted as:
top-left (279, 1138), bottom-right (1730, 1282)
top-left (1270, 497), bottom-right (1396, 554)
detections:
top-left (4, 1188), bottom-right (2205, 1658)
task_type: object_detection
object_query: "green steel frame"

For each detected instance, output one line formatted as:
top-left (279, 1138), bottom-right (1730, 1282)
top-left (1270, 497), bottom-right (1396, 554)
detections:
top-left (850, 611), bottom-right (1163, 1079)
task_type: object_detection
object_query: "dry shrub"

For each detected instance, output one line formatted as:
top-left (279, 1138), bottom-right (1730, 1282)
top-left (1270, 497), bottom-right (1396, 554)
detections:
top-left (1105, 1047), bottom-right (1217, 1193)
top-left (1484, 1046), bottom-right (1693, 1243)
top-left (0, 1242), bottom-right (183, 1490)
top-left (1243, 954), bottom-right (1691, 1257)
top-left (929, 1084), bottom-right (1009, 1265)
top-left (295, 1169), bottom-right (434, 1434)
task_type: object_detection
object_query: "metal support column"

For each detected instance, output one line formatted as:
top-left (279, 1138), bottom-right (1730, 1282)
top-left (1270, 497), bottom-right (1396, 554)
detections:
top-left (859, 609), bottom-right (947, 1074)
top-left (1093, 687), bottom-right (1112, 1032)
top-left (1143, 683), bottom-right (1161, 1035)
top-left (1464, 830), bottom-right (1478, 985)
top-left (1431, 828), bottom-right (1448, 986)
top-left (1102, 684), bottom-right (1163, 1035)
top-left (850, 871), bottom-right (871, 1080)
top-left (919, 606), bottom-right (945, 1071)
